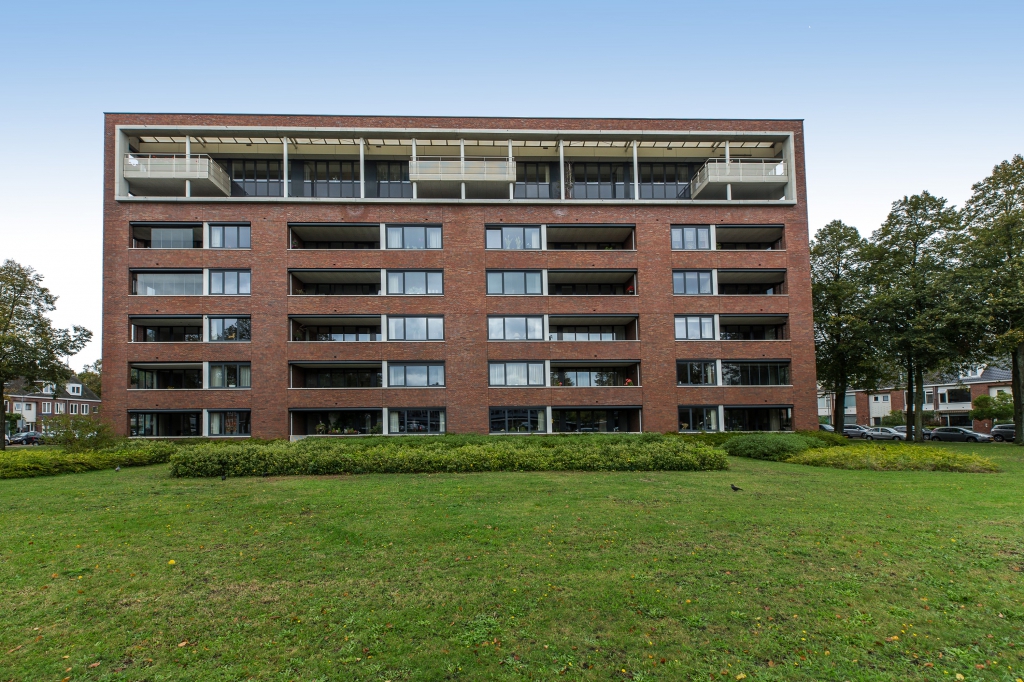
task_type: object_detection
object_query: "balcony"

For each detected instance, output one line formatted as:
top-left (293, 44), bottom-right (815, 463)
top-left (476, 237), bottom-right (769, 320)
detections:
top-left (409, 156), bottom-right (515, 198)
top-left (690, 158), bottom-right (788, 200)
top-left (547, 270), bottom-right (637, 296)
top-left (716, 270), bottom-right (786, 296)
top-left (290, 270), bottom-right (381, 296)
top-left (123, 154), bottom-right (231, 197)
top-left (290, 316), bottom-right (383, 342)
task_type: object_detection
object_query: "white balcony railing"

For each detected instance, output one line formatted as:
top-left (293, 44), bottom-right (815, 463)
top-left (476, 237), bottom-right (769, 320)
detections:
top-left (409, 156), bottom-right (516, 183)
top-left (123, 153), bottom-right (231, 196)
top-left (693, 157), bottom-right (787, 186)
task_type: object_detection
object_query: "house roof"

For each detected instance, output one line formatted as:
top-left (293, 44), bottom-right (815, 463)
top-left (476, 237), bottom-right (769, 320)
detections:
top-left (3, 376), bottom-right (101, 402)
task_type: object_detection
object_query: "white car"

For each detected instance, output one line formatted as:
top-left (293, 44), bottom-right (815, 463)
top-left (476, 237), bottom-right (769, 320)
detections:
top-left (864, 426), bottom-right (905, 441)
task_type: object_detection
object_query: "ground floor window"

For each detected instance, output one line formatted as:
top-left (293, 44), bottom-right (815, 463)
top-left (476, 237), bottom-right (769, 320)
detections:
top-left (724, 406), bottom-right (793, 432)
top-left (679, 406), bottom-right (718, 432)
top-left (209, 411), bottom-right (251, 436)
top-left (944, 414), bottom-right (972, 427)
top-left (389, 409), bottom-right (445, 433)
top-left (129, 411), bottom-right (201, 437)
top-left (551, 409), bottom-right (637, 433)
top-left (489, 407), bottom-right (545, 433)
top-left (299, 410), bottom-right (382, 436)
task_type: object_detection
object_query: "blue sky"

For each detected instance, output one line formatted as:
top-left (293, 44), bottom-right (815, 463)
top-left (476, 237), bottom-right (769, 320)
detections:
top-left (1, 0), bottom-right (1022, 364)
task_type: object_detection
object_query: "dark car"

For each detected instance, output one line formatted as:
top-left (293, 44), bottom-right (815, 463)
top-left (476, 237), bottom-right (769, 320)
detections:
top-left (893, 425), bottom-right (933, 438)
top-left (843, 424), bottom-right (871, 439)
top-left (819, 424), bottom-right (835, 432)
top-left (991, 423), bottom-right (1016, 442)
top-left (928, 427), bottom-right (993, 443)
top-left (10, 431), bottom-right (43, 445)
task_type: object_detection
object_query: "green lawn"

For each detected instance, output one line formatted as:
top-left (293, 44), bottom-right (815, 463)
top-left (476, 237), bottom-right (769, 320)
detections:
top-left (1, 443), bottom-right (1022, 681)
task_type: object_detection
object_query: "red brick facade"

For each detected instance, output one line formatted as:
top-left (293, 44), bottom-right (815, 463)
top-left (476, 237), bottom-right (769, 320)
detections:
top-left (102, 114), bottom-right (817, 437)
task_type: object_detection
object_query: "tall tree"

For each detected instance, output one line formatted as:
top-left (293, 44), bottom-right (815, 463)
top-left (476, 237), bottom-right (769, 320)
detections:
top-left (811, 220), bottom-right (883, 429)
top-left (0, 260), bottom-right (92, 450)
top-left (960, 154), bottom-right (1024, 445)
top-left (79, 359), bottom-right (102, 398)
top-left (866, 192), bottom-right (978, 441)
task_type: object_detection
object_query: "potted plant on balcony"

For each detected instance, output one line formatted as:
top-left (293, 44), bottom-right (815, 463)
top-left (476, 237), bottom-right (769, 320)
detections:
top-left (624, 378), bottom-right (634, 386)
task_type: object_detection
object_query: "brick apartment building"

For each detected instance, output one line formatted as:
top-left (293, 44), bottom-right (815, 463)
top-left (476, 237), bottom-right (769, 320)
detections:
top-left (102, 114), bottom-right (817, 439)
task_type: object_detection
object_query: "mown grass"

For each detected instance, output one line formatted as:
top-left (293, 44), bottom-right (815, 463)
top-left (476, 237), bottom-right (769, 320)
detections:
top-left (1, 442), bottom-right (1023, 681)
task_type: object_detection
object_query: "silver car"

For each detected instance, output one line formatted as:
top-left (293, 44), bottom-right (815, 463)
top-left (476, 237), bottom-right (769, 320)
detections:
top-left (864, 427), bottom-right (905, 441)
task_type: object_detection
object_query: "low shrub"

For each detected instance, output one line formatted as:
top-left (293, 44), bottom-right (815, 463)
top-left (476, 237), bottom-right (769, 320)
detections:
top-left (786, 443), bottom-right (999, 473)
top-left (722, 433), bottom-right (817, 461)
top-left (0, 440), bottom-right (177, 479)
top-left (43, 414), bottom-right (119, 452)
top-left (169, 434), bottom-right (728, 478)
top-left (796, 429), bottom-right (848, 448)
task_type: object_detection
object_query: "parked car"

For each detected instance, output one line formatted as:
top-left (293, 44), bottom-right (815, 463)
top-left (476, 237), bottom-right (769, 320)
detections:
top-left (9, 431), bottom-right (43, 445)
top-left (819, 424), bottom-right (835, 432)
top-left (990, 423), bottom-right (1016, 442)
top-left (928, 427), bottom-right (993, 443)
top-left (893, 425), bottom-right (933, 438)
top-left (864, 426), bottom-right (905, 441)
top-left (843, 424), bottom-right (871, 439)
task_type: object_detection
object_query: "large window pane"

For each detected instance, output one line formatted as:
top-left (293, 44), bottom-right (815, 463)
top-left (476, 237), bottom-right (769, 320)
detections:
top-left (527, 317), bottom-right (543, 339)
top-left (503, 271), bottom-right (525, 295)
top-left (427, 317), bottom-right (443, 340)
top-left (489, 363), bottom-right (506, 385)
top-left (505, 317), bottom-right (527, 339)
top-left (488, 317), bottom-right (505, 339)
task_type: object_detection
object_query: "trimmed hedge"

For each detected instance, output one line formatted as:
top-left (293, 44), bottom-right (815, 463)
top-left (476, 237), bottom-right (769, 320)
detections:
top-left (787, 443), bottom-right (999, 473)
top-left (722, 433), bottom-right (821, 461)
top-left (169, 434), bottom-right (728, 478)
top-left (0, 441), bottom-right (177, 479)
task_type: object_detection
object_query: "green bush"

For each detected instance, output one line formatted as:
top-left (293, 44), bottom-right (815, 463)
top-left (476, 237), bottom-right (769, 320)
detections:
top-left (787, 443), bottom-right (998, 473)
top-left (43, 414), bottom-right (119, 452)
top-left (722, 433), bottom-right (817, 461)
top-left (169, 434), bottom-right (728, 478)
top-left (0, 440), bottom-right (177, 479)
top-left (796, 429), bottom-right (847, 448)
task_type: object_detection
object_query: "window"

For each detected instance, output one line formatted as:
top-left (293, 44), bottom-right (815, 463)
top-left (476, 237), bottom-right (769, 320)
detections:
top-left (677, 361), bottom-right (716, 385)
top-left (514, 163), bottom-right (556, 199)
top-left (376, 162), bottom-right (412, 198)
top-left (488, 316), bottom-right (544, 340)
top-left (149, 227), bottom-right (200, 248)
top-left (389, 409), bottom-right (446, 433)
top-left (723, 407), bottom-right (793, 432)
top-left (210, 270), bottom-right (251, 295)
top-left (873, 395), bottom-right (880, 402)
top-left (132, 272), bottom-right (203, 296)
top-left (41, 402), bottom-right (51, 414)
top-left (129, 411), bottom-right (201, 437)
top-left (228, 159), bottom-right (283, 197)
top-left (675, 316), bottom-right (715, 340)
top-left (924, 390), bottom-right (934, 404)
top-left (209, 317), bottom-right (251, 342)
top-left (70, 403), bottom-right (79, 415)
top-left (671, 226), bottom-right (711, 250)
top-left (673, 271), bottom-right (713, 295)
top-left (293, 324), bottom-right (381, 342)
top-left (388, 364), bottom-right (445, 387)
top-left (301, 161), bottom-right (360, 198)
top-left (55, 403), bottom-right (65, 414)
top-left (13, 402), bottom-right (22, 412)
top-left (571, 163), bottom-right (631, 199)
top-left (845, 395), bottom-right (856, 408)
top-left (388, 317), bottom-right (444, 341)
top-left (679, 406), bottom-right (719, 432)
top-left (721, 362), bottom-right (791, 386)
top-left (719, 323), bottom-right (784, 340)
top-left (130, 367), bottom-right (203, 389)
top-left (551, 368), bottom-right (625, 387)
top-left (639, 163), bottom-right (693, 199)
top-left (209, 363), bottom-right (251, 389)
top-left (209, 411), bottom-right (251, 436)
top-left (551, 409), bottom-right (633, 432)
top-left (209, 225), bottom-right (251, 249)
top-left (68, 385), bottom-right (82, 396)
top-left (303, 367), bottom-right (382, 388)
top-left (490, 362), bottom-right (545, 386)
top-left (387, 271), bottom-right (443, 295)
top-left (882, 395), bottom-right (890, 402)
top-left (489, 407), bottom-right (545, 433)
top-left (386, 225), bottom-right (442, 249)
top-left (134, 322), bottom-right (202, 342)
top-left (947, 388), bottom-right (971, 403)
top-left (81, 404), bottom-right (89, 415)
top-left (486, 226), bottom-right (541, 250)
top-left (487, 271), bottom-right (542, 295)
top-left (549, 325), bottom-right (626, 341)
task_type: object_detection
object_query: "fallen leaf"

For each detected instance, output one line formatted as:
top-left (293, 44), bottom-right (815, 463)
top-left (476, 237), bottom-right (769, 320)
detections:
top-left (886, 636), bottom-right (899, 642)
top-left (178, 640), bottom-right (188, 647)
top-left (88, 661), bottom-right (101, 668)
top-left (7, 645), bottom-right (23, 654)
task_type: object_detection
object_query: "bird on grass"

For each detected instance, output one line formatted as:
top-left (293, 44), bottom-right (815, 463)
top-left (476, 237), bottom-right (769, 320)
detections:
top-left (115, 466), bottom-right (121, 472)
top-left (221, 474), bottom-right (227, 481)
top-left (730, 484), bottom-right (743, 491)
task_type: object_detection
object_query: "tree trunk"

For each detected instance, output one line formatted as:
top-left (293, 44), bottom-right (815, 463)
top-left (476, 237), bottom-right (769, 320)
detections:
top-left (905, 360), bottom-right (915, 442)
top-left (1013, 343), bottom-right (1024, 446)
top-left (915, 364), bottom-right (926, 443)
top-left (833, 378), bottom-right (848, 434)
